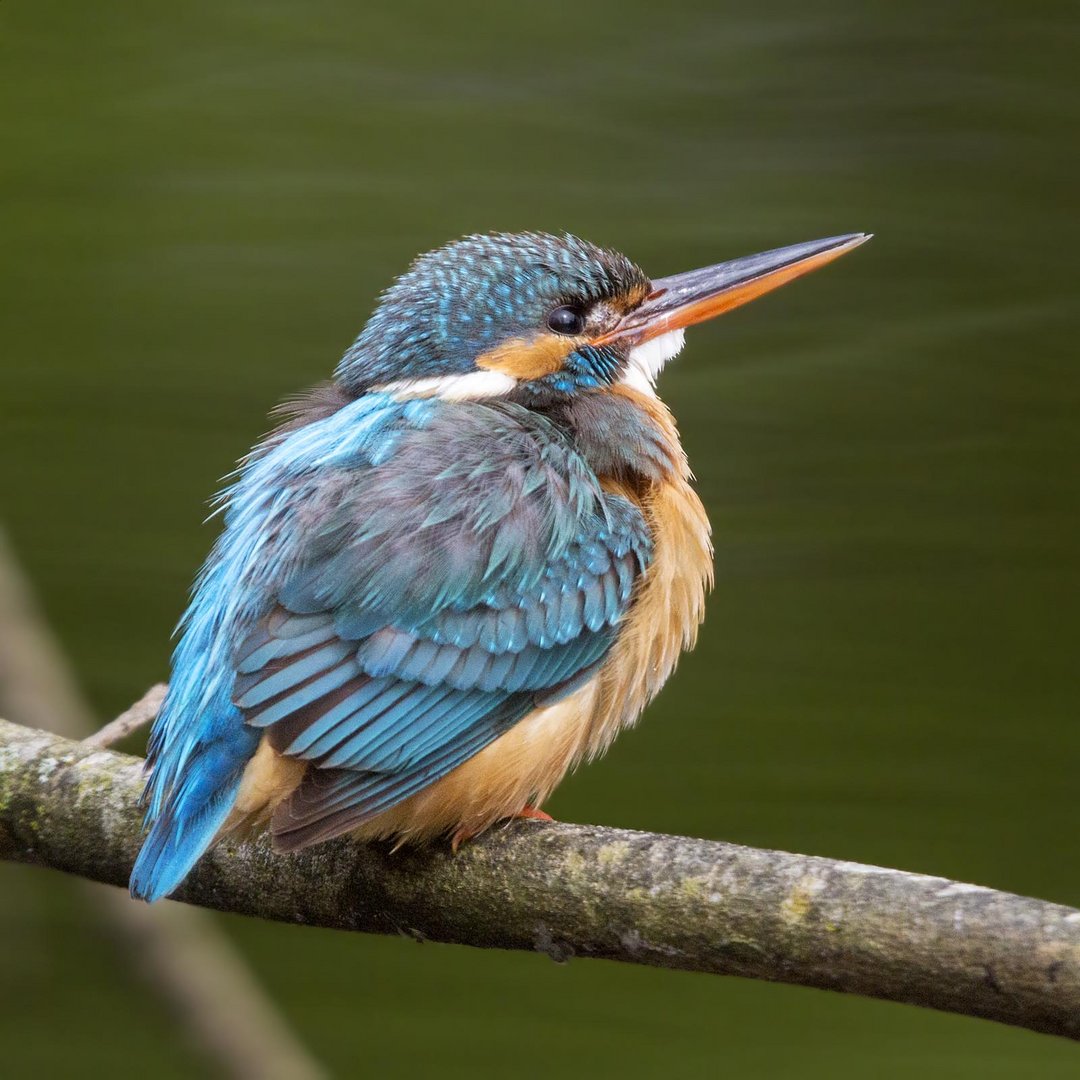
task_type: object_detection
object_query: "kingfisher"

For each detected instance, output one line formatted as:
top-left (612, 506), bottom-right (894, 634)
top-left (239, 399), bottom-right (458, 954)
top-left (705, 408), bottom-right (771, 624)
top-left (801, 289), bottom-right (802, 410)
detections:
top-left (130, 229), bottom-right (869, 901)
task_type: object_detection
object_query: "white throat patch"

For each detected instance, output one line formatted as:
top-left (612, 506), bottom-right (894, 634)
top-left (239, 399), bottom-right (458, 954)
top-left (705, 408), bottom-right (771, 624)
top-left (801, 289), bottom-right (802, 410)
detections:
top-left (621, 329), bottom-right (686, 396)
top-left (371, 369), bottom-right (518, 401)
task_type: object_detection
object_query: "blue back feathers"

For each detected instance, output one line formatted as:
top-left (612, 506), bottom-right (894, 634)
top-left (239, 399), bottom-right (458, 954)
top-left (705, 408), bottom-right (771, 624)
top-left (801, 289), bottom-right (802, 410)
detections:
top-left (131, 389), bottom-right (653, 900)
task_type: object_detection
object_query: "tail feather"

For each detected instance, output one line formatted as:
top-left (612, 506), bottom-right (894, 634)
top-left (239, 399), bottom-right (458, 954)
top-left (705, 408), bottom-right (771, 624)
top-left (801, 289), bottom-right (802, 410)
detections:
top-left (130, 733), bottom-right (256, 902)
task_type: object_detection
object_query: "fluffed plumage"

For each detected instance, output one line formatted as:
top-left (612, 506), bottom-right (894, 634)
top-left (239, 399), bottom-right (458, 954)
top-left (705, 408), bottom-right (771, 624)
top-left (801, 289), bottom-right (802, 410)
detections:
top-left (132, 227), bottom-right (867, 900)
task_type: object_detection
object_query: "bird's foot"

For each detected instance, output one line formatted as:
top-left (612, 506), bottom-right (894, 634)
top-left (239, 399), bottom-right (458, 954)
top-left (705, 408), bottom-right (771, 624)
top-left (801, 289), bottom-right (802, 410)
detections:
top-left (450, 823), bottom-right (479, 853)
top-left (450, 805), bottom-right (554, 853)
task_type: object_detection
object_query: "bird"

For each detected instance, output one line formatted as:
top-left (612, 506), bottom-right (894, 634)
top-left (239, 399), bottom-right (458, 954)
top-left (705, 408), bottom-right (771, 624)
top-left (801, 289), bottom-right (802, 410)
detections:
top-left (130, 228), bottom-right (869, 902)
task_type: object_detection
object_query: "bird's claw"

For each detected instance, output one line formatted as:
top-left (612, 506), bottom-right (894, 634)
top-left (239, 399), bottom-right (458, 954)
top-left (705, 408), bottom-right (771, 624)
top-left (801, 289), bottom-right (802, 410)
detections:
top-left (450, 805), bottom-right (555, 852)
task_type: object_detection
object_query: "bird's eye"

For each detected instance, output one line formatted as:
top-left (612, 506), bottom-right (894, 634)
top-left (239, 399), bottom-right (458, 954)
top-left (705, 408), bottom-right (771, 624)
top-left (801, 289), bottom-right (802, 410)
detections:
top-left (547, 306), bottom-right (586, 336)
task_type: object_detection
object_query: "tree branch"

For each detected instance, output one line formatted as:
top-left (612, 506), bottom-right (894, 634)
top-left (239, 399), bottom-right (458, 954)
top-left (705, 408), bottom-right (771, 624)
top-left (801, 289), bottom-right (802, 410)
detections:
top-left (1, 718), bottom-right (1078, 1041)
top-left (81, 683), bottom-right (168, 749)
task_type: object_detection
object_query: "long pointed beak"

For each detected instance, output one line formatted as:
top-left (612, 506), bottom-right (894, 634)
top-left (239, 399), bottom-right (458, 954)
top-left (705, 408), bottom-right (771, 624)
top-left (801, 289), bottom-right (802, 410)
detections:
top-left (596, 232), bottom-right (871, 346)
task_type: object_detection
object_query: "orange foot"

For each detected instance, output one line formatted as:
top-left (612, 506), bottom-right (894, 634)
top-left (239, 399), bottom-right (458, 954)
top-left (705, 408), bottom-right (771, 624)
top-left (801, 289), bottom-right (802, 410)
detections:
top-left (450, 805), bottom-right (555, 852)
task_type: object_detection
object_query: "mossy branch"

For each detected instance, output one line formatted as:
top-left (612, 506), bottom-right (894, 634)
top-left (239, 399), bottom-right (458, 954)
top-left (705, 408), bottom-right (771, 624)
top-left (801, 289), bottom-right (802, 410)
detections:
top-left (2, 718), bottom-right (1078, 1041)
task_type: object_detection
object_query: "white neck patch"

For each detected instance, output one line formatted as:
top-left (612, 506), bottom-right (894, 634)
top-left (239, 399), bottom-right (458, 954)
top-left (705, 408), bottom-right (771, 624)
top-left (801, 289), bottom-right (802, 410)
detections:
top-left (371, 369), bottom-right (518, 402)
top-left (621, 329), bottom-right (686, 396)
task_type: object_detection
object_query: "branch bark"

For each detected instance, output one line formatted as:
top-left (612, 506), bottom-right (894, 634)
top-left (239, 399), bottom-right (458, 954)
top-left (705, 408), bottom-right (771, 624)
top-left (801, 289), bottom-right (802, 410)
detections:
top-left (2, 718), bottom-right (1078, 1042)
top-left (82, 683), bottom-right (168, 749)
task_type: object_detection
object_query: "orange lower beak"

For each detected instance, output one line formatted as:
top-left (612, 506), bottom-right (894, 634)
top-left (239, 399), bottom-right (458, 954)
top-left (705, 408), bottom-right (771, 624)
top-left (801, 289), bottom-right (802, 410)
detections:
top-left (596, 233), bottom-right (871, 346)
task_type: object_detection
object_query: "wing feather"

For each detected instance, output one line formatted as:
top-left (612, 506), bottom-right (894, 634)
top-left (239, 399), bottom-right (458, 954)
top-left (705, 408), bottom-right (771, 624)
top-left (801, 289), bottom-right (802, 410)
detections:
top-left (229, 399), bottom-right (652, 848)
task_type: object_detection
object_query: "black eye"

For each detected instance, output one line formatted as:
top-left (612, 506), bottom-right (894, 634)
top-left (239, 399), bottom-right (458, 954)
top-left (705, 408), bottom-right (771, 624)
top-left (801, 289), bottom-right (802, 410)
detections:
top-left (547, 305), bottom-right (586, 336)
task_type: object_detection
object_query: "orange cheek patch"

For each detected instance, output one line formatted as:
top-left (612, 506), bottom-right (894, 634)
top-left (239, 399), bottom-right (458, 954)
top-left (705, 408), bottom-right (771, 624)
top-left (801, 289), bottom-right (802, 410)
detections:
top-left (475, 334), bottom-right (580, 380)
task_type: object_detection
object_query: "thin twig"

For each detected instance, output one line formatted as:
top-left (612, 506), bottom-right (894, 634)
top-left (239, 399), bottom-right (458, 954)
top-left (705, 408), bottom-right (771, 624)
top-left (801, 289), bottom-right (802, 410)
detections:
top-left (83, 683), bottom-right (168, 749)
top-left (0, 527), bottom-right (327, 1080)
top-left (1, 717), bottom-right (1078, 1042)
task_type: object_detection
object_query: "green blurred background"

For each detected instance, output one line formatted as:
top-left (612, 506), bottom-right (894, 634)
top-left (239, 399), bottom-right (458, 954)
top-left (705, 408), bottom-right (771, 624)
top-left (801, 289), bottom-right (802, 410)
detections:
top-left (3, 1), bottom-right (1079, 1075)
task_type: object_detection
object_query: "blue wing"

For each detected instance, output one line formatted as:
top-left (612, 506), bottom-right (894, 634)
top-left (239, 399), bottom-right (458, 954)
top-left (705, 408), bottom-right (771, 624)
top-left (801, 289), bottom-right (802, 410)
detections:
top-left (131, 391), bottom-right (651, 900)
top-left (234, 400), bottom-right (652, 849)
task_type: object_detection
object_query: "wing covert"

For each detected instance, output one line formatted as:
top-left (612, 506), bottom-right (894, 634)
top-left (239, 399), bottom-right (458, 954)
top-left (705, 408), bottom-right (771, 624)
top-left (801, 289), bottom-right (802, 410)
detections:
top-left (229, 399), bottom-right (652, 846)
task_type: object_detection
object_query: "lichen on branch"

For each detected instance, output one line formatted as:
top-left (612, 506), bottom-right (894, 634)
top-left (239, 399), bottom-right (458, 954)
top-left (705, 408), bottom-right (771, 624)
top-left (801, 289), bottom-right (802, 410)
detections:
top-left (1, 718), bottom-right (1078, 1041)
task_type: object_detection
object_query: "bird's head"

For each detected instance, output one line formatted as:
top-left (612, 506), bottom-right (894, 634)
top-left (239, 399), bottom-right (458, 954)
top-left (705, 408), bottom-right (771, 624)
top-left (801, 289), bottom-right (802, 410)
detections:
top-left (335, 230), bottom-right (869, 402)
